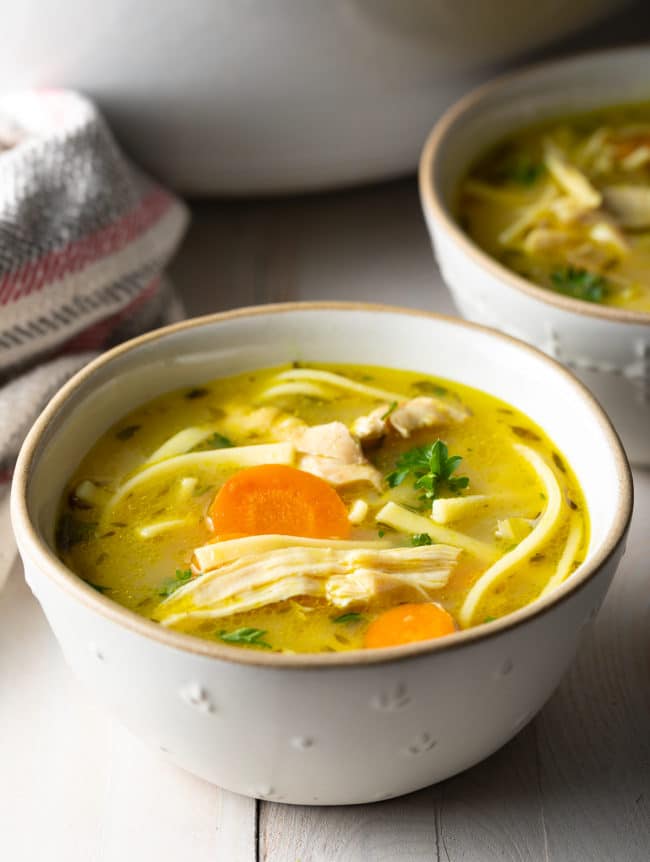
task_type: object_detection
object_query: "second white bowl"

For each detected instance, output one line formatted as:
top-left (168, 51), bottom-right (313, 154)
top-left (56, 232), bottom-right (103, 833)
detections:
top-left (419, 45), bottom-right (650, 464)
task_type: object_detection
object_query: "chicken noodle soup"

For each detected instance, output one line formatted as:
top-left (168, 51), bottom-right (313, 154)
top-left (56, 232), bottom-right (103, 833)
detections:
top-left (56, 363), bottom-right (588, 653)
top-left (459, 102), bottom-right (650, 312)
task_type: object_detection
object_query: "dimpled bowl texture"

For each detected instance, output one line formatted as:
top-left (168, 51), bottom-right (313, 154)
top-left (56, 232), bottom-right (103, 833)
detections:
top-left (10, 304), bottom-right (631, 805)
top-left (419, 45), bottom-right (650, 465)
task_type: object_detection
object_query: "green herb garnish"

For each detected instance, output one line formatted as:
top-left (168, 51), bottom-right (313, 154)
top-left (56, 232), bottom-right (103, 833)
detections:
top-left (381, 401), bottom-right (398, 421)
top-left (332, 612), bottom-right (364, 624)
top-left (505, 157), bottom-right (545, 186)
top-left (85, 580), bottom-right (111, 594)
top-left (205, 432), bottom-right (234, 449)
top-left (510, 425), bottom-right (541, 442)
top-left (412, 380), bottom-right (448, 397)
top-left (158, 568), bottom-right (193, 598)
top-left (410, 533), bottom-right (433, 547)
top-left (550, 267), bottom-right (608, 303)
top-left (484, 616), bottom-right (496, 623)
top-left (115, 424), bottom-right (141, 441)
top-left (56, 514), bottom-right (97, 551)
top-left (386, 440), bottom-right (469, 502)
top-left (185, 387), bottom-right (209, 399)
top-left (219, 627), bottom-right (271, 648)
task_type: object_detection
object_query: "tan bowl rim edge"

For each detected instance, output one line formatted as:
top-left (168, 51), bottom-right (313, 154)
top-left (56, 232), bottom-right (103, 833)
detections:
top-left (419, 42), bottom-right (650, 327)
top-left (10, 301), bottom-right (634, 669)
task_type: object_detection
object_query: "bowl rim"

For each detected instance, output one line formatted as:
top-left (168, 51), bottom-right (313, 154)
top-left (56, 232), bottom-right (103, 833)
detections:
top-left (419, 42), bottom-right (650, 327)
top-left (10, 301), bottom-right (633, 669)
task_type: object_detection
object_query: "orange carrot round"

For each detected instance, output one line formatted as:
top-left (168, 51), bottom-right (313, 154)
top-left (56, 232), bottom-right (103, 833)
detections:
top-left (209, 464), bottom-right (351, 540)
top-left (364, 602), bottom-right (456, 649)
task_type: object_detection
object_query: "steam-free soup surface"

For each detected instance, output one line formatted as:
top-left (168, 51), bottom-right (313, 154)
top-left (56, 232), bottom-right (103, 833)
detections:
top-left (459, 102), bottom-right (650, 312)
top-left (56, 363), bottom-right (588, 653)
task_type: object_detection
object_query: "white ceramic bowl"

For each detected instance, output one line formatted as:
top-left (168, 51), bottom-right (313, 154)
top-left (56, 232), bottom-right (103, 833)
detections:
top-left (11, 304), bottom-right (631, 805)
top-left (419, 45), bottom-right (650, 465)
top-left (0, 1), bottom-right (623, 193)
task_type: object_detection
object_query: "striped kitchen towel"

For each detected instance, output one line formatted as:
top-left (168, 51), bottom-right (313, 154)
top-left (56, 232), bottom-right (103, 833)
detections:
top-left (0, 90), bottom-right (189, 481)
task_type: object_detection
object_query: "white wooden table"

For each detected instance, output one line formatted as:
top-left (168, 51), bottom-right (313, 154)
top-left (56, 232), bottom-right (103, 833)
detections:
top-left (2, 179), bottom-right (649, 862)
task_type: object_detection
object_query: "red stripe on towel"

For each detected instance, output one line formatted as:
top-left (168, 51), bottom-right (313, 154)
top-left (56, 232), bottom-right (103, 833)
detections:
top-left (0, 189), bottom-right (172, 306)
top-left (59, 276), bottom-right (162, 353)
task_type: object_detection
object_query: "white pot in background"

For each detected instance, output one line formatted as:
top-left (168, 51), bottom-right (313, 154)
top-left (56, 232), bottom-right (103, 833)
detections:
top-left (0, 0), bottom-right (624, 193)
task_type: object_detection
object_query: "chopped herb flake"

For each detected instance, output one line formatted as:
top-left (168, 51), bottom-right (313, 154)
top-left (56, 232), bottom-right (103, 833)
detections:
top-left (550, 267), bottom-right (608, 304)
top-left (552, 452), bottom-right (566, 473)
top-left (504, 156), bottom-right (545, 186)
top-left (203, 432), bottom-right (234, 450)
top-left (381, 401), bottom-right (398, 421)
top-left (85, 580), bottom-right (111, 594)
top-left (412, 380), bottom-right (448, 396)
top-left (332, 612), bottom-right (364, 624)
top-left (185, 388), bottom-right (209, 399)
top-left (510, 425), bottom-right (541, 442)
top-left (115, 424), bottom-right (141, 441)
top-left (158, 568), bottom-right (193, 598)
top-left (56, 514), bottom-right (97, 551)
top-left (219, 627), bottom-right (271, 648)
top-left (410, 533), bottom-right (433, 546)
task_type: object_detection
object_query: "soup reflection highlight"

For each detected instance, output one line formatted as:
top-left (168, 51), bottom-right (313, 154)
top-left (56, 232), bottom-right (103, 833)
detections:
top-left (56, 363), bottom-right (588, 653)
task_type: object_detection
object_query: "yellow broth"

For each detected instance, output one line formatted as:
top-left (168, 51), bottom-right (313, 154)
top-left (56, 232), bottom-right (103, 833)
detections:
top-left (56, 363), bottom-right (588, 653)
top-left (458, 102), bottom-right (650, 312)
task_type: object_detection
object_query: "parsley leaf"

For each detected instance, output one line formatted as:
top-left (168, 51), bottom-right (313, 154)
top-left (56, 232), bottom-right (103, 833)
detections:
top-left (505, 157), bottom-right (545, 186)
top-left (550, 267), bottom-right (608, 303)
top-left (410, 533), bottom-right (433, 546)
top-left (219, 627), bottom-right (271, 648)
top-left (204, 432), bottom-right (234, 450)
top-left (158, 568), bottom-right (193, 598)
top-left (332, 612), bottom-right (364, 624)
top-left (386, 440), bottom-right (469, 502)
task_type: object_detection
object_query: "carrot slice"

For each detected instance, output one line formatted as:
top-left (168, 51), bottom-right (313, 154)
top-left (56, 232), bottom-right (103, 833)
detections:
top-left (208, 464), bottom-right (351, 540)
top-left (364, 602), bottom-right (455, 649)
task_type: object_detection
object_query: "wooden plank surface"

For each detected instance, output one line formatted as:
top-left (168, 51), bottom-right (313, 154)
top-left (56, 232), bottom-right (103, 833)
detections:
top-left (0, 561), bottom-right (231, 862)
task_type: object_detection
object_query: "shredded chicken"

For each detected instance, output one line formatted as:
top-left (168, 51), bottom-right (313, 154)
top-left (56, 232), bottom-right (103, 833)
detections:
top-left (544, 141), bottom-right (602, 209)
top-left (154, 544), bottom-right (460, 626)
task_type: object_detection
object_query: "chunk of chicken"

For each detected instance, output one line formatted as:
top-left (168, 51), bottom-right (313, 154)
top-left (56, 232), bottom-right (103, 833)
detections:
top-left (602, 185), bottom-right (650, 229)
top-left (351, 405), bottom-right (389, 444)
top-left (280, 420), bottom-right (383, 489)
top-left (292, 421), bottom-right (364, 464)
top-left (390, 396), bottom-right (468, 438)
top-left (353, 396), bottom-right (468, 445)
top-left (298, 454), bottom-right (382, 491)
